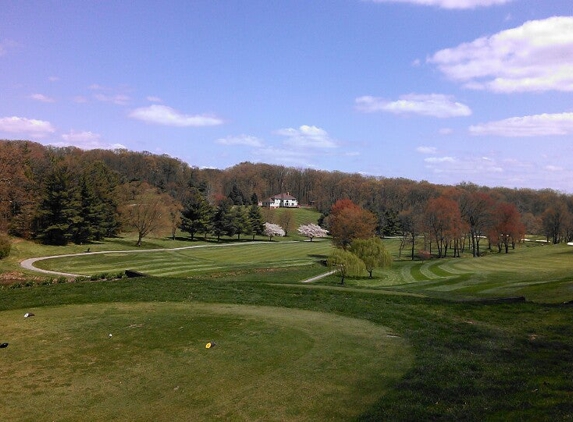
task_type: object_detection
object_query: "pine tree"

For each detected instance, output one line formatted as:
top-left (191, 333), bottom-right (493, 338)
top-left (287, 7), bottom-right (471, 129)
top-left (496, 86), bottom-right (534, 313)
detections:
top-left (181, 187), bottom-right (213, 240)
top-left (35, 164), bottom-right (82, 245)
top-left (212, 199), bottom-right (235, 241)
top-left (248, 203), bottom-right (265, 240)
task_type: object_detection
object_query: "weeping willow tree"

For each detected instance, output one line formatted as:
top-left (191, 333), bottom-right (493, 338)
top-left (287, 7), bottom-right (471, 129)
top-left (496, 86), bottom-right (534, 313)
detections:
top-left (349, 237), bottom-right (393, 279)
top-left (327, 248), bottom-right (366, 285)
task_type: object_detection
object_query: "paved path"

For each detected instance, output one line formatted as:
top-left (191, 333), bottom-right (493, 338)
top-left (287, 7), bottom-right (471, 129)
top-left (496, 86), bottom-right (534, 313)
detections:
top-left (300, 270), bottom-right (336, 283)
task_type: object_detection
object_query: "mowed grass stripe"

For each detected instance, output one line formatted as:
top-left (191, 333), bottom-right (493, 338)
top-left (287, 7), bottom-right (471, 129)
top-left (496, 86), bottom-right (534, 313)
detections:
top-left (35, 241), bottom-right (333, 277)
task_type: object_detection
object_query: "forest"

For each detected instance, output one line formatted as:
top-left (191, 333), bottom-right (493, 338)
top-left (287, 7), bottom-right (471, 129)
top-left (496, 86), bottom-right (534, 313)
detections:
top-left (1, 139), bottom-right (572, 254)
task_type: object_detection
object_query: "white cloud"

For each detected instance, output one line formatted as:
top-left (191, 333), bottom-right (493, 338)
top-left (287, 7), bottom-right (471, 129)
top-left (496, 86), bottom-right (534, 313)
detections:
top-left (216, 135), bottom-right (263, 147)
top-left (417, 146), bottom-right (437, 154)
top-left (275, 125), bottom-right (338, 149)
top-left (356, 94), bottom-right (471, 118)
top-left (61, 130), bottom-right (101, 144)
top-left (439, 127), bottom-right (454, 135)
top-left (546, 165), bottom-right (563, 172)
top-left (129, 104), bottom-right (224, 127)
top-left (48, 76), bottom-right (60, 82)
top-left (470, 112), bottom-right (573, 137)
top-left (94, 93), bottom-right (130, 106)
top-left (147, 96), bottom-right (163, 103)
top-left (0, 116), bottom-right (55, 137)
top-left (30, 93), bottom-right (55, 103)
top-left (59, 130), bottom-right (125, 150)
top-left (364, 0), bottom-right (512, 9)
top-left (425, 155), bottom-right (503, 174)
top-left (428, 16), bottom-right (573, 92)
top-left (73, 96), bottom-right (88, 103)
top-left (253, 146), bottom-right (317, 167)
top-left (425, 156), bottom-right (456, 163)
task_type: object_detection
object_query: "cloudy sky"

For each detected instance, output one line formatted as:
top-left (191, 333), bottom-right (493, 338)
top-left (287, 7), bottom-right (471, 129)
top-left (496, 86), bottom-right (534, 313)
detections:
top-left (2, 1), bottom-right (572, 191)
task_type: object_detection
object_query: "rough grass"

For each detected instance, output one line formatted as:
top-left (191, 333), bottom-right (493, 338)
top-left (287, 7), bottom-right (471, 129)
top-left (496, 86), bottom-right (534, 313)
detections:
top-left (0, 302), bottom-right (411, 422)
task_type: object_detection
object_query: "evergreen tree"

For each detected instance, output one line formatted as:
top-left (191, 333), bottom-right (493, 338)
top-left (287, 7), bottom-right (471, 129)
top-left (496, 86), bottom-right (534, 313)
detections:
top-left (250, 192), bottom-right (259, 206)
top-left (180, 187), bottom-right (213, 240)
top-left (248, 203), bottom-right (265, 240)
top-left (211, 198), bottom-right (235, 241)
top-left (34, 164), bottom-right (82, 245)
top-left (228, 183), bottom-right (247, 205)
top-left (232, 206), bottom-right (250, 240)
top-left (76, 161), bottom-right (120, 243)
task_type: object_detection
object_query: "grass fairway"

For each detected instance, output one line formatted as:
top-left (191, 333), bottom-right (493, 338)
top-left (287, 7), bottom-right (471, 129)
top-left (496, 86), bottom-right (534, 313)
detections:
top-left (3, 236), bottom-right (573, 420)
top-left (0, 302), bottom-right (411, 421)
top-left (33, 240), bottom-right (333, 277)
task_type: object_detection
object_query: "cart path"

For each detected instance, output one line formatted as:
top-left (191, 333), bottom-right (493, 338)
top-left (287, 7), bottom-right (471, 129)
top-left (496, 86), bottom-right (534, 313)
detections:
top-left (301, 270), bottom-right (337, 283)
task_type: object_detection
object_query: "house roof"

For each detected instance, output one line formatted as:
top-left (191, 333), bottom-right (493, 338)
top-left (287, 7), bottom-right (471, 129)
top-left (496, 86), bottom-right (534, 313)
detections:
top-left (271, 193), bottom-right (296, 200)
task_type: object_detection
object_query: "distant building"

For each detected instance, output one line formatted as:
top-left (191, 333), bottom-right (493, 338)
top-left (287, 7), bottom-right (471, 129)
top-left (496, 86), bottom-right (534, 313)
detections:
top-left (261, 192), bottom-right (298, 208)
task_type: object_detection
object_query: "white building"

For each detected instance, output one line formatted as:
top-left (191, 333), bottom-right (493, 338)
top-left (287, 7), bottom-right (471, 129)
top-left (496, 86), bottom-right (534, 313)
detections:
top-left (261, 192), bottom-right (298, 208)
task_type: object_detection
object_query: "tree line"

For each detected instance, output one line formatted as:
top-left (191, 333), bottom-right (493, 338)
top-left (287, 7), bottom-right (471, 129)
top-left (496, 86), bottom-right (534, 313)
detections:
top-left (1, 140), bottom-right (572, 249)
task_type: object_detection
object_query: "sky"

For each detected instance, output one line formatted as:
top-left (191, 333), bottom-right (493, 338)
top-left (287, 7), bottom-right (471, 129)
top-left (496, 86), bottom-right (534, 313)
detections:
top-left (1, 0), bottom-right (572, 192)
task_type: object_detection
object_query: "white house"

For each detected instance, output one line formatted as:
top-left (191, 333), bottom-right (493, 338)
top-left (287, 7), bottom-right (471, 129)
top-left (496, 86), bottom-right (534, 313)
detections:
top-left (261, 192), bottom-right (298, 208)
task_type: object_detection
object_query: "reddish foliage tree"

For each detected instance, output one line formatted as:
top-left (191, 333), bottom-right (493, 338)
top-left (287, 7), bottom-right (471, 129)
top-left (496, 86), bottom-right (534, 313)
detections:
top-left (491, 202), bottom-right (525, 253)
top-left (425, 196), bottom-right (462, 258)
top-left (329, 199), bottom-right (377, 249)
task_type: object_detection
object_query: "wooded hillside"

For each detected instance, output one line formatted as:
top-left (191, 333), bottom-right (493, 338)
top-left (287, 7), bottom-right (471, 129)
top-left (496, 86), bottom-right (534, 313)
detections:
top-left (1, 140), bottom-right (572, 247)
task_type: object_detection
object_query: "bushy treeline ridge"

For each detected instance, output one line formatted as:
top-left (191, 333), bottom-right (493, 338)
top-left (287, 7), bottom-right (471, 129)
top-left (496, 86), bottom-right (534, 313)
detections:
top-left (1, 140), bottom-right (572, 248)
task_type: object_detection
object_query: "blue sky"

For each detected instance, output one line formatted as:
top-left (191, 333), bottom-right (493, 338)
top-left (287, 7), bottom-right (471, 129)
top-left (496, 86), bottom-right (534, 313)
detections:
top-left (1, 0), bottom-right (572, 192)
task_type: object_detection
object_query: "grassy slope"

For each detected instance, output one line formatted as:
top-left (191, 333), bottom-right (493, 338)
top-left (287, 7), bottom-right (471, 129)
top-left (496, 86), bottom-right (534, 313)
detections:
top-left (2, 275), bottom-right (572, 420)
top-left (0, 302), bottom-right (411, 421)
top-left (2, 225), bottom-right (573, 420)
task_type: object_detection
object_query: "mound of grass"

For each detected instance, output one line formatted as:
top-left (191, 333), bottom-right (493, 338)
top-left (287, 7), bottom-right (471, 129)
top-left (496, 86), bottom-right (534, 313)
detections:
top-left (0, 302), bottom-right (411, 421)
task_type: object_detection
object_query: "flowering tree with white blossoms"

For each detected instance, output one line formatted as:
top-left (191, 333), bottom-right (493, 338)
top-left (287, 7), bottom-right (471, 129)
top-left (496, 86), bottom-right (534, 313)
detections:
top-left (297, 223), bottom-right (328, 241)
top-left (263, 222), bottom-right (285, 241)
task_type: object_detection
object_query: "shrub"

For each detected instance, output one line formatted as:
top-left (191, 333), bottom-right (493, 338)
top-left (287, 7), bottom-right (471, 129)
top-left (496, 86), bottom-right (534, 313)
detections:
top-left (57, 276), bottom-right (68, 284)
top-left (0, 233), bottom-right (11, 259)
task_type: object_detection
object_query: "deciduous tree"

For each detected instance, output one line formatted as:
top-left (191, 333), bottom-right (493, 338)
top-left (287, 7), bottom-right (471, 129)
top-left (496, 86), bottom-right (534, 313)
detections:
top-left (327, 248), bottom-right (365, 284)
top-left (491, 202), bottom-right (525, 253)
top-left (459, 191), bottom-right (495, 257)
top-left (328, 199), bottom-right (377, 249)
top-left (349, 238), bottom-right (392, 278)
top-left (263, 222), bottom-right (285, 241)
top-left (297, 223), bottom-right (328, 241)
top-left (118, 182), bottom-right (171, 246)
top-left (279, 209), bottom-right (295, 236)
